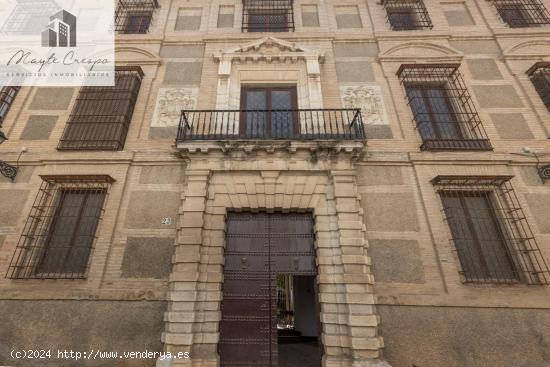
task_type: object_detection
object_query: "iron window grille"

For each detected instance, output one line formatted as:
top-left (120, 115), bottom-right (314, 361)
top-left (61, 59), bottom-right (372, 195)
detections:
top-left (398, 64), bottom-right (492, 151)
top-left (489, 0), bottom-right (550, 27)
top-left (242, 0), bottom-right (295, 32)
top-left (0, 86), bottom-right (20, 127)
top-left (6, 175), bottom-right (114, 280)
top-left (382, 0), bottom-right (433, 30)
top-left (433, 176), bottom-right (550, 285)
top-left (58, 66), bottom-right (143, 151)
top-left (527, 62), bottom-right (550, 112)
top-left (0, 0), bottom-right (60, 35)
top-left (114, 0), bottom-right (159, 34)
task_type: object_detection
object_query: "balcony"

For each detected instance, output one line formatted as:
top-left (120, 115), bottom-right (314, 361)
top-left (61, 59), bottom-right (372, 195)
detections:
top-left (176, 109), bottom-right (365, 143)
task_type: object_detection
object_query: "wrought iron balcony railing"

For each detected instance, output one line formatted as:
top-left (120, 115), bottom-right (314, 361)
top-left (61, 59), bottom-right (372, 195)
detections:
top-left (176, 109), bottom-right (365, 142)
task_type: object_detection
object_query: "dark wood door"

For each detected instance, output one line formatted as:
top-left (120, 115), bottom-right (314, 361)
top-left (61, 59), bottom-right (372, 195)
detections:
top-left (240, 87), bottom-right (298, 139)
top-left (219, 212), bottom-right (316, 367)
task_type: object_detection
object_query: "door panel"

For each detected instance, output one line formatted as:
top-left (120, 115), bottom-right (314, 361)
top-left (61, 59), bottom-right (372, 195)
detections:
top-left (220, 213), bottom-right (271, 367)
top-left (241, 87), bottom-right (297, 139)
top-left (220, 212), bottom-right (316, 367)
top-left (244, 90), bottom-right (268, 137)
top-left (270, 90), bottom-right (294, 139)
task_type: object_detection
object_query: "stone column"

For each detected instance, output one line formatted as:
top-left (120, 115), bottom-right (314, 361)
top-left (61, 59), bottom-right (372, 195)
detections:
top-left (330, 169), bottom-right (389, 367)
top-left (159, 169), bottom-right (212, 367)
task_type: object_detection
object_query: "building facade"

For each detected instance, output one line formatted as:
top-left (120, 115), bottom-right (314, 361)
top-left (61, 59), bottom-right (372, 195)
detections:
top-left (1, 1), bottom-right (550, 366)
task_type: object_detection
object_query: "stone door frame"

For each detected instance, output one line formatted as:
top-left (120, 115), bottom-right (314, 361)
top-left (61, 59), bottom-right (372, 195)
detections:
top-left (159, 147), bottom-right (389, 367)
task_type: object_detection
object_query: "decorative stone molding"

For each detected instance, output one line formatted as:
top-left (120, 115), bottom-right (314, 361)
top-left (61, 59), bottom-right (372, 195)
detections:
top-left (159, 166), bottom-right (388, 367)
top-left (503, 39), bottom-right (550, 60)
top-left (151, 88), bottom-right (198, 127)
top-left (340, 85), bottom-right (389, 125)
top-left (213, 36), bottom-right (325, 72)
top-left (177, 140), bottom-right (365, 156)
top-left (213, 36), bottom-right (325, 109)
top-left (379, 41), bottom-right (463, 63)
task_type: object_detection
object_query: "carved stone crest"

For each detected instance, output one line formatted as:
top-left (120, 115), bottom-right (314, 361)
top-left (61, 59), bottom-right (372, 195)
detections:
top-left (152, 88), bottom-right (198, 127)
top-left (340, 85), bottom-right (388, 125)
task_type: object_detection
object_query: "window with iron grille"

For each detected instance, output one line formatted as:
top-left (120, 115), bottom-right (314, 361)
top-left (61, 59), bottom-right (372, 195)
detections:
top-left (0, 0), bottom-right (60, 35)
top-left (0, 86), bottom-right (20, 126)
top-left (489, 0), bottom-right (550, 27)
top-left (114, 0), bottom-right (159, 34)
top-left (397, 64), bottom-right (492, 151)
top-left (527, 62), bottom-right (550, 112)
top-left (6, 175), bottom-right (114, 279)
top-left (432, 176), bottom-right (550, 285)
top-left (382, 0), bottom-right (433, 30)
top-left (58, 66), bottom-right (143, 151)
top-left (242, 0), bottom-right (295, 32)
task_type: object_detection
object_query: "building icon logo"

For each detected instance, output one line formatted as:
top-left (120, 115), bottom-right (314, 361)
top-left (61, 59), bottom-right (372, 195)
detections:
top-left (41, 9), bottom-right (77, 47)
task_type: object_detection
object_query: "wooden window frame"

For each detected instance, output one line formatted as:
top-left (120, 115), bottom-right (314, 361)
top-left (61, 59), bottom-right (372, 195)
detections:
top-left (125, 12), bottom-right (153, 34)
top-left (114, 0), bottom-right (159, 34)
top-left (398, 64), bottom-right (492, 151)
top-left (405, 83), bottom-right (465, 141)
top-left (0, 86), bottom-right (21, 127)
top-left (382, 0), bottom-right (433, 30)
top-left (247, 10), bottom-right (289, 32)
top-left (242, 0), bottom-right (295, 32)
top-left (239, 86), bottom-right (299, 138)
top-left (57, 66), bottom-right (143, 151)
top-left (432, 175), bottom-right (550, 285)
top-left (440, 190), bottom-right (520, 283)
top-left (6, 175), bottom-right (114, 280)
top-left (527, 62), bottom-right (550, 113)
top-left (489, 0), bottom-right (550, 27)
top-left (387, 7), bottom-right (417, 30)
top-left (34, 188), bottom-right (107, 277)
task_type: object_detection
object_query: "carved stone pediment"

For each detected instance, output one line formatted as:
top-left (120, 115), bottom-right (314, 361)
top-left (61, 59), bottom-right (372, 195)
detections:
top-left (213, 36), bottom-right (324, 76)
top-left (223, 36), bottom-right (306, 54)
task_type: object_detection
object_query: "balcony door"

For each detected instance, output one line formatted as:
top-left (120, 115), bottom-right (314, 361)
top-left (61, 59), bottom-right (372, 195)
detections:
top-left (240, 86), bottom-right (298, 139)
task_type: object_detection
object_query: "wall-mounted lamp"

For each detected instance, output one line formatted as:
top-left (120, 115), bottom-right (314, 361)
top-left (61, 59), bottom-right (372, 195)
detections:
top-left (0, 133), bottom-right (26, 182)
top-left (521, 147), bottom-right (550, 184)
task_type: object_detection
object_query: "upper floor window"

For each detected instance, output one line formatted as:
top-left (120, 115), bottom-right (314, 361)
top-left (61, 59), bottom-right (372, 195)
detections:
top-left (58, 66), bottom-right (143, 151)
top-left (6, 175), bottom-right (114, 279)
top-left (398, 64), bottom-right (492, 151)
top-left (0, 86), bottom-right (20, 126)
top-left (527, 62), bottom-right (550, 112)
top-left (489, 0), bottom-right (550, 27)
top-left (432, 175), bottom-right (550, 285)
top-left (241, 86), bottom-right (298, 138)
top-left (383, 0), bottom-right (433, 30)
top-left (114, 0), bottom-right (159, 34)
top-left (242, 0), bottom-right (295, 32)
top-left (0, 0), bottom-right (59, 35)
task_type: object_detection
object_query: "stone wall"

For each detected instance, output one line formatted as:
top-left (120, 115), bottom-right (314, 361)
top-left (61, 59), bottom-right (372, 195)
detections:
top-left (0, 300), bottom-right (166, 367)
top-left (378, 305), bottom-right (550, 367)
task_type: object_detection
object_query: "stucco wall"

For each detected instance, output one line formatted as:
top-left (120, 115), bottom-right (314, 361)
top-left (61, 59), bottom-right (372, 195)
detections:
top-left (378, 305), bottom-right (550, 367)
top-left (0, 300), bottom-right (166, 367)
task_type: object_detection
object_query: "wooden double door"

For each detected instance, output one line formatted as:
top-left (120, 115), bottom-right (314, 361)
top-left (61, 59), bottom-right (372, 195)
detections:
top-left (219, 212), bottom-right (317, 367)
top-left (240, 87), bottom-right (299, 139)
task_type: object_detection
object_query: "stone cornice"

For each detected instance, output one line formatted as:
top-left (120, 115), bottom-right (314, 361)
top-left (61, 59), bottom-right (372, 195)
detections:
top-left (213, 36), bottom-right (325, 77)
top-left (177, 140), bottom-right (364, 155)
